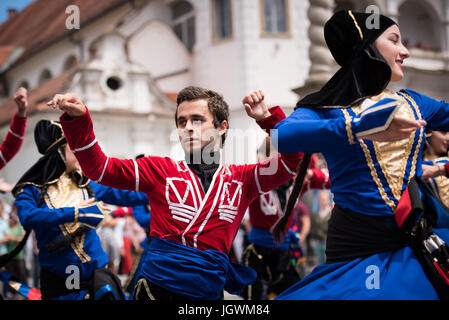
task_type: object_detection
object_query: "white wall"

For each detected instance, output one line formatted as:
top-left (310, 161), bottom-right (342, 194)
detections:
top-left (127, 20), bottom-right (193, 93)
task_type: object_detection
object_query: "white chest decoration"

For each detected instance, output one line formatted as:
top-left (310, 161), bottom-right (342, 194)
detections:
top-left (165, 177), bottom-right (199, 224)
top-left (260, 191), bottom-right (280, 216)
top-left (218, 180), bottom-right (243, 223)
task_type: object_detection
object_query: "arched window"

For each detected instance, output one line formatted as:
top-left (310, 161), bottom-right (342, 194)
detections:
top-left (17, 80), bottom-right (29, 90)
top-left (38, 69), bottom-right (52, 85)
top-left (171, 1), bottom-right (195, 52)
top-left (399, 1), bottom-right (441, 52)
top-left (62, 55), bottom-right (78, 72)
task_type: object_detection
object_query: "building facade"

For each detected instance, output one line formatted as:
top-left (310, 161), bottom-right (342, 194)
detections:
top-left (0, 0), bottom-right (448, 202)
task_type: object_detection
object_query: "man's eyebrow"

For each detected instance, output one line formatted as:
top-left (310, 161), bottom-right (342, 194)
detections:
top-left (190, 114), bottom-right (207, 118)
top-left (177, 114), bottom-right (206, 121)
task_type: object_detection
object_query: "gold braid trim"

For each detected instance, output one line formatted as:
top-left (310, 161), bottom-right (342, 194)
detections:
top-left (341, 109), bottom-right (355, 144)
top-left (348, 10), bottom-right (364, 40)
top-left (372, 99), bottom-right (415, 201)
top-left (359, 140), bottom-right (397, 211)
top-left (400, 92), bottom-right (424, 185)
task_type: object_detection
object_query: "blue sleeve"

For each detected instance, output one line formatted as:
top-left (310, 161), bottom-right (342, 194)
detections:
top-left (90, 181), bottom-right (149, 206)
top-left (272, 98), bottom-right (398, 154)
top-left (14, 185), bottom-right (76, 231)
top-left (402, 89), bottom-right (449, 131)
top-left (272, 107), bottom-right (346, 154)
top-left (132, 205), bottom-right (151, 229)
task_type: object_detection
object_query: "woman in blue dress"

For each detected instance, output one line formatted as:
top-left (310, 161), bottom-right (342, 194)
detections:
top-left (272, 10), bottom-right (449, 300)
top-left (11, 120), bottom-right (149, 300)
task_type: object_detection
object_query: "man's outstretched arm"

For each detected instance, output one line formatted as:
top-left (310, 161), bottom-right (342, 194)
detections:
top-left (48, 93), bottom-right (155, 192)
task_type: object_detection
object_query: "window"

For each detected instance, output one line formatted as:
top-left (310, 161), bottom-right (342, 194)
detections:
top-left (17, 81), bottom-right (29, 90)
top-left (212, 0), bottom-right (232, 40)
top-left (398, 1), bottom-right (441, 53)
top-left (38, 69), bottom-right (52, 85)
top-left (171, 1), bottom-right (196, 52)
top-left (62, 55), bottom-right (78, 72)
top-left (262, 0), bottom-right (288, 34)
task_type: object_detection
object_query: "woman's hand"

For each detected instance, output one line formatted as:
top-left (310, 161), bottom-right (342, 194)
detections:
top-left (422, 164), bottom-right (446, 182)
top-left (359, 116), bottom-right (426, 142)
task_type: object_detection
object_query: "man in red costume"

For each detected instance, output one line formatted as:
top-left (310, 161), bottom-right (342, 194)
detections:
top-left (48, 87), bottom-right (302, 300)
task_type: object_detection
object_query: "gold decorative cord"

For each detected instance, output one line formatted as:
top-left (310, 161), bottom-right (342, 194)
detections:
top-left (359, 139), bottom-right (397, 211)
top-left (341, 109), bottom-right (355, 144)
top-left (348, 10), bottom-right (364, 40)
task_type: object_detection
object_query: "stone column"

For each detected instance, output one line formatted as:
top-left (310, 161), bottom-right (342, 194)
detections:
top-left (293, 0), bottom-right (336, 98)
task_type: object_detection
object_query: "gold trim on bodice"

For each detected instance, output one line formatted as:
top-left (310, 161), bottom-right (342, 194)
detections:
top-left (342, 90), bottom-right (424, 211)
top-left (44, 172), bottom-right (91, 262)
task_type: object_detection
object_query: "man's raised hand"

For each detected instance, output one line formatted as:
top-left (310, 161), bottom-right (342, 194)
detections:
top-left (242, 90), bottom-right (271, 121)
top-left (47, 93), bottom-right (86, 118)
top-left (13, 87), bottom-right (28, 118)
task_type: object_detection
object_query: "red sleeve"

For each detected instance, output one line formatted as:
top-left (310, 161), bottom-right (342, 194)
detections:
top-left (59, 109), bottom-right (156, 192)
top-left (245, 106), bottom-right (303, 201)
top-left (0, 113), bottom-right (27, 169)
top-left (303, 168), bottom-right (331, 192)
top-left (445, 163), bottom-right (449, 178)
top-left (112, 207), bottom-right (133, 218)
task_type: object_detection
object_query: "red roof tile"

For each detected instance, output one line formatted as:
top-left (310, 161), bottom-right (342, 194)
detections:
top-left (165, 92), bottom-right (178, 103)
top-left (0, 0), bottom-right (129, 70)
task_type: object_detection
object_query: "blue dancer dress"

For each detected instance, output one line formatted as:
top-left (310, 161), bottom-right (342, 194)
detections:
top-left (15, 173), bottom-right (149, 300)
top-left (273, 89), bottom-right (449, 300)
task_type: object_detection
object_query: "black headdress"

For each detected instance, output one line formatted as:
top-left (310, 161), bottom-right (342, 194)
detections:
top-left (12, 120), bottom-right (71, 198)
top-left (296, 10), bottom-right (396, 109)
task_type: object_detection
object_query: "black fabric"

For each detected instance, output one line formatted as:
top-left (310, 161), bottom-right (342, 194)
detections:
top-left (275, 180), bottom-right (293, 212)
top-left (186, 151), bottom-right (220, 192)
top-left (90, 267), bottom-right (125, 300)
top-left (12, 120), bottom-right (79, 197)
top-left (325, 204), bottom-right (410, 263)
top-left (40, 267), bottom-right (90, 300)
top-left (296, 10), bottom-right (396, 109)
top-left (241, 244), bottom-right (300, 300)
top-left (40, 267), bottom-right (124, 300)
top-left (273, 155), bottom-right (310, 241)
top-left (133, 277), bottom-right (190, 301)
